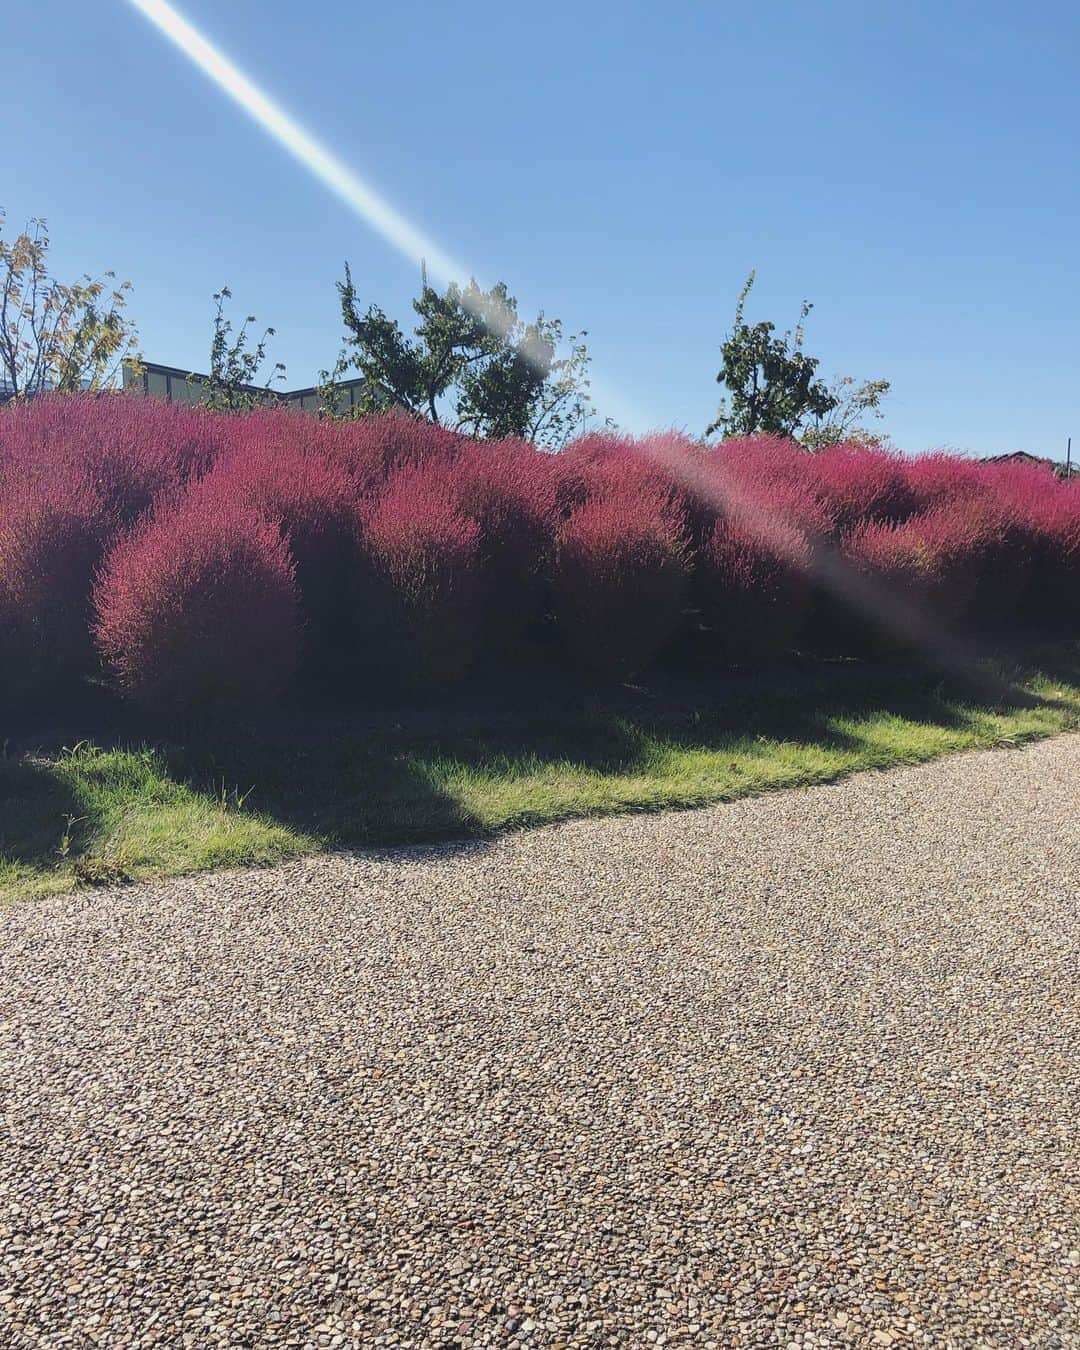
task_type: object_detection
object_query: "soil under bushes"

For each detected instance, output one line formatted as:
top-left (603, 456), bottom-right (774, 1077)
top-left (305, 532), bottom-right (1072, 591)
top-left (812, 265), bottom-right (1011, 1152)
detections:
top-left (3, 392), bottom-right (1080, 721)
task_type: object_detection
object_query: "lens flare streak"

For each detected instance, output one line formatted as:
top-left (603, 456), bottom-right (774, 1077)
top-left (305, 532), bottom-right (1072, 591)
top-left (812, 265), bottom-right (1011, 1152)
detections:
top-left (124, 0), bottom-right (643, 429)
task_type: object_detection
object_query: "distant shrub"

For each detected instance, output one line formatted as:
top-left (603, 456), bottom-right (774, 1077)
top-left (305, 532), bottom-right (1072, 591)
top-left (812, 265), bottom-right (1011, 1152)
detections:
top-left (0, 471), bottom-right (107, 705)
top-left (698, 436), bottom-right (815, 550)
top-left (999, 475), bottom-right (1080, 626)
top-left (840, 506), bottom-right (994, 655)
top-left (361, 466), bottom-right (482, 683)
top-left (554, 492), bottom-right (689, 681)
top-left (903, 452), bottom-right (988, 513)
top-left (556, 430), bottom-right (720, 552)
top-left (94, 498), bottom-right (301, 719)
top-left (952, 493), bottom-right (1038, 629)
top-left (635, 431), bottom-right (722, 546)
top-left (554, 432), bottom-right (683, 513)
top-left (1035, 486), bottom-right (1080, 630)
top-left (708, 435), bottom-right (815, 504)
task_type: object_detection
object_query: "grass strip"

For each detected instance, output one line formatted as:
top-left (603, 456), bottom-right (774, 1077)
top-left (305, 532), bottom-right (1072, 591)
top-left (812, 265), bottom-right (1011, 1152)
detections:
top-left (4, 657), bottom-right (1079, 903)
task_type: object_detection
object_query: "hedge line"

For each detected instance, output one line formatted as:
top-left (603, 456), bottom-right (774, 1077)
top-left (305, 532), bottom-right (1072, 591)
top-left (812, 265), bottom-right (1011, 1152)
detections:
top-left (2, 395), bottom-right (1078, 719)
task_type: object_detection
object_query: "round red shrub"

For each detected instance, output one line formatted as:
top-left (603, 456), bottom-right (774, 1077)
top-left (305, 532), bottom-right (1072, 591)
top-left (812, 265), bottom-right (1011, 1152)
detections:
top-left (0, 392), bottom-right (222, 528)
top-left (696, 436), bottom-right (820, 558)
top-left (554, 432), bottom-right (687, 515)
top-left (709, 436), bottom-right (816, 501)
top-left (445, 438), bottom-right (560, 651)
top-left (1021, 482), bottom-right (1080, 629)
top-left (947, 493), bottom-right (1036, 628)
top-left (361, 466), bottom-right (482, 684)
top-left (839, 507), bottom-right (989, 655)
top-left (328, 410), bottom-right (464, 496)
top-left (554, 493), bottom-right (690, 682)
top-left (94, 499), bottom-right (301, 719)
top-left (696, 480), bottom-right (827, 663)
top-left (0, 470), bottom-right (108, 705)
top-left (808, 443), bottom-right (916, 533)
top-left (191, 426), bottom-right (361, 669)
top-left (903, 452), bottom-right (988, 513)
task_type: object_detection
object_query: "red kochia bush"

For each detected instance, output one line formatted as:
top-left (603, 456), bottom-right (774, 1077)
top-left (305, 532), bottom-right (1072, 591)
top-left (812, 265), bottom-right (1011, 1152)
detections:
top-left (191, 424), bottom-right (360, 667)
top-left (555, 430), bottom-right (719, 550)
top-left (0, 471), bottom-right (108, 705)
top-left (0, 392), bottom-right (222, 527)
top-left (1022, 482), bottom-right (1080, 628)
top-left (328, 409), bottom-right (464, 496)
top-left (808, 443), bottom-right (916, 533)
top-left (554, 432), bottom-right (687, 513)
top-left (361, 466), bottom-right (482, 683)
top-left (903, 452), bottom-right (988, 513)
top-left (840, 507), bottom-right (993, 655)
top-left (697, 480), bottom-right (829, 662)
top-left (698, 436), bottom-right (818, 554)
top-left (445, 438), bottom-right (560, 649)
top-left (94, 499), bottom-right (301, 719)
top-left (554, 492), bottom-right (689, 682)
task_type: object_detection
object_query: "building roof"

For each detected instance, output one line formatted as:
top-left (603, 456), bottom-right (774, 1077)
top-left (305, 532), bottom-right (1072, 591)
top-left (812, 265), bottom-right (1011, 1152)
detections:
top-left (128, 360), bottom-right (364, 403)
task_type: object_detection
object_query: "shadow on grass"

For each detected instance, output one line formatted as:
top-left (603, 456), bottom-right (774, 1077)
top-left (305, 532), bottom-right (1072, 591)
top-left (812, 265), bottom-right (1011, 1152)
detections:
top-left (0, 757), bottom-right (83, 867)
top-left (4, 646), bottom-right (1078, 899)
top-left (162, 659), bottom-right (1077, 841)
top-left (160, 733), bottom-right (482, 847)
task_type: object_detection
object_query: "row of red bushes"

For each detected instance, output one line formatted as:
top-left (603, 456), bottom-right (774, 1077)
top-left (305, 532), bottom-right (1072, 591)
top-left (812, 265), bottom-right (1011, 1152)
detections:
top-left (2, 394), bottom-right (1079, 719)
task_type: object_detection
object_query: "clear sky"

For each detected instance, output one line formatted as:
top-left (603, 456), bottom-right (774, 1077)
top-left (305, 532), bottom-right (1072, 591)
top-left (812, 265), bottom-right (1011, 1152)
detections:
top-left (8, 0), bottom-right (1079, 454)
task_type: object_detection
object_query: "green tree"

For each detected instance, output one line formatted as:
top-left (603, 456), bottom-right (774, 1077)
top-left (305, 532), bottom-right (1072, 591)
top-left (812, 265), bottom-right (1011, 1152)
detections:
top-left (0, 210), bottom-right (138, 400)
top-left (332, 265), bottom-right (594, 447)
top-left (706, 271), bottom-right (837, 439)
top-left (200, 287), bottom-right (285, 411)
top-left (801, 375), bottom-right (892, 450)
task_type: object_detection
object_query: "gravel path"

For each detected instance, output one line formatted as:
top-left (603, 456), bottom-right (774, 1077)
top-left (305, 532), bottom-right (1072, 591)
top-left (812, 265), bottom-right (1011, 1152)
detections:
top-left (3, 737), bottom-right (1079, 1349)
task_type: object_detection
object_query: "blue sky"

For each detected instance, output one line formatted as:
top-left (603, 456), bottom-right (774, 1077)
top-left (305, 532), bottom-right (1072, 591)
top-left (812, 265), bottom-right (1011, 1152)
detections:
top-left (8, 0), bottom-right (1079, 454)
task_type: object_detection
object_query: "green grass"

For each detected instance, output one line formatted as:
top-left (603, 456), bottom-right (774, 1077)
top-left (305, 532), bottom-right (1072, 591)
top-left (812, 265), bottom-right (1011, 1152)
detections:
top-left (4, 653), bottom-right (1080, 903)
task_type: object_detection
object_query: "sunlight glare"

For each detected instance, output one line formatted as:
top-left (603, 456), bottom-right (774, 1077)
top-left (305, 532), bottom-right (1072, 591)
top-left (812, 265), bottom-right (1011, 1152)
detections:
top-left (125, 0), bottom-right (643, 428)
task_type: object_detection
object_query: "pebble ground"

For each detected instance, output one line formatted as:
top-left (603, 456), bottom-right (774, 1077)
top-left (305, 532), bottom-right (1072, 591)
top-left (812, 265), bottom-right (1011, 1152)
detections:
top-left (2, 736), bottom-right (1079, 1348)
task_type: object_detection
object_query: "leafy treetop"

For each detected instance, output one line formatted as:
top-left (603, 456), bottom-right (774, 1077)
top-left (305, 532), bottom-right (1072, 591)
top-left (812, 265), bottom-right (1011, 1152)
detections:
top-left (329, 265), bottom-right (595, 447)
top-left (708, 272), bottom-right (891, 448)
top-left (0, 210), bottom-right (138, 400)
top-left (200, 287), bottom-right (286, 412)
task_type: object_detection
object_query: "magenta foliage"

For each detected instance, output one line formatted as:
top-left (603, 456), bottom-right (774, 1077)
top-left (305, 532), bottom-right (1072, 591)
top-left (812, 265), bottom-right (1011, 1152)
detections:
top-left (808, 443), bottom-right (917, 532)
top-left (0, 469), bottom-right (109, 704)
top-left (327, 409), bottom-right (465, 496)
top-left (6, 389), bottom-right (1080, 714)
top-left (1022, 481), bottom-right (1080, 626)
top-left (361, 464), bottom-right (483, 682)
top-left (696, 476), bottom-right (828, 660)
top-left (554, 491), bottom-right (690, 682)
top-left (903, 452), bottom-right (990, 513)
top-left (0, 392), bottom-right (222, 528)
top-left (554, 432), bottom-right (687, 515)
top-left (840, 505), bottom-right (1001, 652)
top-left (444, 438), bottom-right (560, 649)
top-left (190, 415), bottom-right (361, 664)
top-left (94, 497), bottom-right (301, 719)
